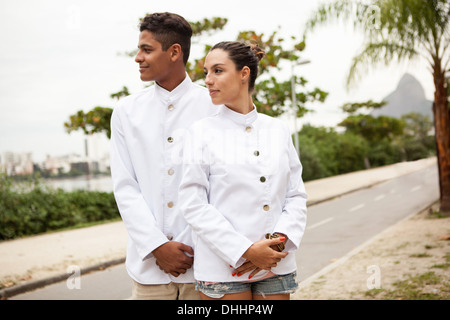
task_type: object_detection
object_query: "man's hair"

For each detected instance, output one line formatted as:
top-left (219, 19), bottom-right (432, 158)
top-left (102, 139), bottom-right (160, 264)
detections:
top-left (139, 12), bottom-right (193, 65)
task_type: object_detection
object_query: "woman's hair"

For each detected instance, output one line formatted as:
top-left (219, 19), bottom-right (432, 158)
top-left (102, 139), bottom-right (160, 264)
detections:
top-left (211, 41), bottom-right (266, 92)
top-left (139, 12), bottom-right (193, 65)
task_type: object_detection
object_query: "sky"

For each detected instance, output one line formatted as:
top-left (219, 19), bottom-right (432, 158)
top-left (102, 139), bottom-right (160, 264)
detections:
top-left (0, 0), bottom-right (435, 163)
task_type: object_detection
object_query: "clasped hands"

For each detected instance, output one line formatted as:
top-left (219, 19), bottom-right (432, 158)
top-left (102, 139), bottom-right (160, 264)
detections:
top-left (152, 234), bottom-right (288, 278)
top-left (233, 234), bottom-right (288, 280)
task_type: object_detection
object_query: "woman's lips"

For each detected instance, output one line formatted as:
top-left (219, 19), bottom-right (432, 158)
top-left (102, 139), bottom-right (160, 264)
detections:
top-left (209, 89), bottom-right (219, 96)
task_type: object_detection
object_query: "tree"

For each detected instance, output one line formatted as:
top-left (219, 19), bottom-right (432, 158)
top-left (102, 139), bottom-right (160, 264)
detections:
top-left (305, 0), bottom-right (450, 214)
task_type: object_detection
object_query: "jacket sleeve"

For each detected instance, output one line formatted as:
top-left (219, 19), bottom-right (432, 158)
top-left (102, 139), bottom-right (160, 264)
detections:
top-left (178, 125), bottom-right (254, 267)
top-left (110, 105), bottom-right (168, 261)
top-left (273, 126), bottom-right (308, 252)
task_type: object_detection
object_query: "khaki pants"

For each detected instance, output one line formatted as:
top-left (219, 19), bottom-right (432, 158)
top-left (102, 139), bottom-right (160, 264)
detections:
top-left (131, 281), bottom-right (201, 300)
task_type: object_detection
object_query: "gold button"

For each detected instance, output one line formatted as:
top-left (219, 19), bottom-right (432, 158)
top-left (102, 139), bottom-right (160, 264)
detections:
top-left (168, 104), bottom-right (174, 111)
top-left (263, 205), bottom-right (270, 211)
top-left (260, 176), bottom-right (266, 183)
top-left (254, 151), bottom-right (260, 156)
top-left (168, 169), bottom-right (174, 175)
top-left (167, 137), bottom-right (174, 143)
top-left (245, 126), bottom-right (252, 133)
top-left (168, 202), bottom-right (174, 208)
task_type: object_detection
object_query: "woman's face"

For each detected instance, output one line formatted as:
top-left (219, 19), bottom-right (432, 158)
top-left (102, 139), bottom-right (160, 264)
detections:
top-left (203, 49), bottom-right (248, 106)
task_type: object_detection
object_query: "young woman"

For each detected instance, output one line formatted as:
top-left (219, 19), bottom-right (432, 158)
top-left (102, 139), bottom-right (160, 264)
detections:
top-left (178, 41), bottom-right (307, 300)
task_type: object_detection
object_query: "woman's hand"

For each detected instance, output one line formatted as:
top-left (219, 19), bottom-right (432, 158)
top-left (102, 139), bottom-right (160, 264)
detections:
top-left (242, 237), bottom-right (288, 270)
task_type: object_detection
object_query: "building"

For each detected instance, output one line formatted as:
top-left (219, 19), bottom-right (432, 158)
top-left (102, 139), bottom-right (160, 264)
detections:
top-left (0, 152), bottom-right (34, 175)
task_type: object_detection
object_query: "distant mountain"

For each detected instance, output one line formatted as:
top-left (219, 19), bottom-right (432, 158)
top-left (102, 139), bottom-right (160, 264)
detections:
top-left (371, 73), bottom-right (433, 120)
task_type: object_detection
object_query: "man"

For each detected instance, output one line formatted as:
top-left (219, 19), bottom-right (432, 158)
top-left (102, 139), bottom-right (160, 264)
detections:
top-left (110, 12), bottom-right (217, 300)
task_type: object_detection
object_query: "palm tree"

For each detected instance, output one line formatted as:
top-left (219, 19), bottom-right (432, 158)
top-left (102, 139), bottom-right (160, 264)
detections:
top-left (305, 0), bottom-right (450, 214)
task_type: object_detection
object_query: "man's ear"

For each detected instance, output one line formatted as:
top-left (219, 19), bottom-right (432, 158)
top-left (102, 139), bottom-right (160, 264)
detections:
top-left (169, 44), bottom-right (183, 62)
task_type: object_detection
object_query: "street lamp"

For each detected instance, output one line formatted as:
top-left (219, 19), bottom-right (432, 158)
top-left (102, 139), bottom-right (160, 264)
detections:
top-left (291, 59), bottom-right (311, 156)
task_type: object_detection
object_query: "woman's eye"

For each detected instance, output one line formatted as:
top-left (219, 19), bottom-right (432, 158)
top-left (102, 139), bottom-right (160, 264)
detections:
top-left (215, 69), bottom-right (222, 73)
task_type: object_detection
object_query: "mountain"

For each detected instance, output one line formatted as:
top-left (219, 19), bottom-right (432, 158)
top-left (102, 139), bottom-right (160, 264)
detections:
top-left (371, 73), bottom-right (433, 119)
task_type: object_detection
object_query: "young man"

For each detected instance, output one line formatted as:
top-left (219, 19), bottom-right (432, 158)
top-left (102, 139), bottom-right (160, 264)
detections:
top-left (110, 12), bottom-right (217, 300)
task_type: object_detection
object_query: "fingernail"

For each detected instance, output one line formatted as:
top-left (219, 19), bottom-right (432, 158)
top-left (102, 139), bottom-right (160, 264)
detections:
top-left (229, 265), bottom-right (233, 268)
top-left (248, 275), bottom-right (253, 279)
top-left (279, 237), bottom-right (285, 241)
top-left (237, 273), bottom-right (242, 277)
top-left (232, 272), bottom-right (236, 276)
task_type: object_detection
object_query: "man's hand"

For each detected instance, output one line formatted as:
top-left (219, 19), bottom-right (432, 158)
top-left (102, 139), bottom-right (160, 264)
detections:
top-left (152, 241), bottom-right (194, 277)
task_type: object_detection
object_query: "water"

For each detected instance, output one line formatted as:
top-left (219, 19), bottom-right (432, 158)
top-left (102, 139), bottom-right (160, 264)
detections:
top-left (45, 175), bottom-right (113, 192)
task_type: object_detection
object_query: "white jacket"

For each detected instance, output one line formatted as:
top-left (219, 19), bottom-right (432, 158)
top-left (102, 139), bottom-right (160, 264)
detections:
top-left (179, 106), bottom-right (307, 282)
top-left (110, 75), bottom-right (217, 284)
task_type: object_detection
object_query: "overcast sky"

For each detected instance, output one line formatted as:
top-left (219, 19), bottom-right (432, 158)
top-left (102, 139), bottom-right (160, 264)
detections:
top-left (0, 0), bottom-right (435, 163)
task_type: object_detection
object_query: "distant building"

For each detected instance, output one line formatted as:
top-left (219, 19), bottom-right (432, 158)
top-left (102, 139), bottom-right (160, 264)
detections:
top-left (0, 152), bottom-right (34, 175)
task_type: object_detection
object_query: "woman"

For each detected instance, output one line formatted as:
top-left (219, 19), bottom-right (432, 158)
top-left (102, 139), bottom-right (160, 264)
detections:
top-left (178, 41), bottom-right (307, 300)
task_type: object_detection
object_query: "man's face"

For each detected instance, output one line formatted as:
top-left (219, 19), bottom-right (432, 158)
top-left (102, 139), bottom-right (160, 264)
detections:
top-left (135, 30), bottom-right (172, 83)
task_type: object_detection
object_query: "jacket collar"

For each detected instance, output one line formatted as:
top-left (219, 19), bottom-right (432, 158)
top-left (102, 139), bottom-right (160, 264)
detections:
top-left (154, 73), bottom-right (192, 102)
top-left (220, 104), bottom-right (258, 126)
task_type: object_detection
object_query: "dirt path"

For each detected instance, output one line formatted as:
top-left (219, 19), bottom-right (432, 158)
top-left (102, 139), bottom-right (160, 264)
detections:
top-left (292, 202), bottom-right (450, 300)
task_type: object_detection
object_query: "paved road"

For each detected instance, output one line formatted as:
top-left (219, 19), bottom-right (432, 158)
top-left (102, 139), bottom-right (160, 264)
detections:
top-left (296, 164), bottom-right (438, 281)
top-left (11, 164), bottom-right (439, 299)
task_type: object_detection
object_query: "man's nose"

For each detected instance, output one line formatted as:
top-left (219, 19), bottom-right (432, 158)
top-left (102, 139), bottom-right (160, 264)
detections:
top-left (135, 51), bottom-right (143, 63)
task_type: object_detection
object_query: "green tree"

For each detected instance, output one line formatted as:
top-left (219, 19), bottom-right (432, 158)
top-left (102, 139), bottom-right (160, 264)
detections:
top-left (305, 0), bottom-right (450, 214)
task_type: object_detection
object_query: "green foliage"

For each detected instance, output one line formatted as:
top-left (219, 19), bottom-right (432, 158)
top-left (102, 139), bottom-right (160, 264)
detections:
top-left (297, 125), bottom-right (369, 181)
top-left (305, 0), bottom-right (450, 88)
top-left (0, 174), bottom-right (120, 240)
top-left (64, 106), bottom-right (113, 139)
top-left (338, 114), bottom-right (405, 142)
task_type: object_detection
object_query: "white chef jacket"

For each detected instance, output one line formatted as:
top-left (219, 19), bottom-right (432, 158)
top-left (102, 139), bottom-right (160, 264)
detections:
top-left (110, 75), bottom-right (218, 284)
top-left (179, 105), bottom-right (307, 282)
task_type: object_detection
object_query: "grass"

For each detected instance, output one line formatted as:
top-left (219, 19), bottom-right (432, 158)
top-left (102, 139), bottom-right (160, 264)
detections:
top-left (365, 271), bottom-right (450, 300)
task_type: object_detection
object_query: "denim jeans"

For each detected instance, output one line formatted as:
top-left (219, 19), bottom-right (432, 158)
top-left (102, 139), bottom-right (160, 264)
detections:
top-left (195, 272), bottom-right (298, 299)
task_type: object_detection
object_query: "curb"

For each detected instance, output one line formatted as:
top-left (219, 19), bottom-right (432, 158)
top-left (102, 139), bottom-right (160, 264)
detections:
top-left (292, 199), bottom-right (439, 299)
top-left (0, 258), bottom-right (125, 299)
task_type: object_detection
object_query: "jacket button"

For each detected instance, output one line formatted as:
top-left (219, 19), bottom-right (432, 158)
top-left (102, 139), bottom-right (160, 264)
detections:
top-left (168, 104), bottom-right (174, 111)
top-left (254, 150), bottom-right (260, 156)
top-left (263, 205), bottom-right (270, 211)
top-left (167, 137), bottom-right (174, 143)
top-left (168, 169), bottom-right (174, 175)
top-left (167, 202), bottom-right (174, 208)
top-left (245, 126), bottom-right (252, 133)
top-left (260, 176), bottom-right (266, 183)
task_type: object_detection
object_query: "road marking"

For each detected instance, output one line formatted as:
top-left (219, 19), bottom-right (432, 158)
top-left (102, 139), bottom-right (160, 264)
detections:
top-left (410, 185), bottom-right (422, 192)
top-left (307, 217), bottom-right (334, 230)
top-left (349, 203), bottom-right (365, 212)
top-left (374, 194), bottom-right (386, 201)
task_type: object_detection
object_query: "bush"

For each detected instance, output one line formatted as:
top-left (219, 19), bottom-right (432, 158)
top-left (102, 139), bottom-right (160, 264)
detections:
top-left (0, 174), bottom-right (120, 240)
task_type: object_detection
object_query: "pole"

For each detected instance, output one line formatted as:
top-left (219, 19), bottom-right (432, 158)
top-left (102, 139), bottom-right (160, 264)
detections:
top-left (291, 64), bottom-right (300, 156)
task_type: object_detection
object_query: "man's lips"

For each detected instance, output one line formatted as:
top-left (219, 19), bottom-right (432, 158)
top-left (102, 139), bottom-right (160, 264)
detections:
top-left (139, 65), bottom-right (149, 72)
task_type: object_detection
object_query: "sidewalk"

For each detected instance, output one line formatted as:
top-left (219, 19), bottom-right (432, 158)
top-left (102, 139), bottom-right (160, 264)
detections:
top-left (0, 157), bottom-right (438, 298)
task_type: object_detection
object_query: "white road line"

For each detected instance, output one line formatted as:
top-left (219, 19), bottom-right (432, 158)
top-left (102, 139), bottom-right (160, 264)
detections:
top-left (410, 185), bottom-right (422, 192)
top-left (307, 217), bottom-right (334, 230)
top-left (374, 194), bottom-right (386, 201)
top-left (349, 203), bottom-right (365, 212)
